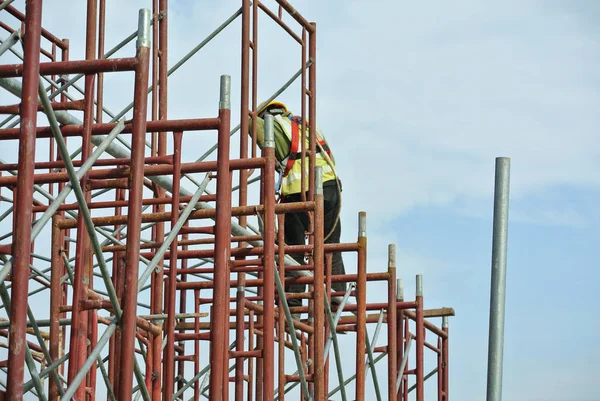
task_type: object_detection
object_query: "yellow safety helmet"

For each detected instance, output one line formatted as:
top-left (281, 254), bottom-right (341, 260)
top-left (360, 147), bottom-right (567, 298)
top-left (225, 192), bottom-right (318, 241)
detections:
top-left (256, 100), bottom-right (288, 117)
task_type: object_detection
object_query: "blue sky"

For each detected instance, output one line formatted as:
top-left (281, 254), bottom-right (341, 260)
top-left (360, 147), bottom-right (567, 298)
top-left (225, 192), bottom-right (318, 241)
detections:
top-left (0, 0), bottom-right (598, 399)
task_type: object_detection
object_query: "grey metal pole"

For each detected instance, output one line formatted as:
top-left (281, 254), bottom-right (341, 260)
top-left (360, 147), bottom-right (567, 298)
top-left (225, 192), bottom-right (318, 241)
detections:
top-left (486, 157), bottom-right (511, 401)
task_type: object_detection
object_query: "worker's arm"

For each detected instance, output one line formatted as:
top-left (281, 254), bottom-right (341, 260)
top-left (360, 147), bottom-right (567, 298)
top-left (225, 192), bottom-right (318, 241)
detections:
top-left (249, 116), bottom-right (291, 163)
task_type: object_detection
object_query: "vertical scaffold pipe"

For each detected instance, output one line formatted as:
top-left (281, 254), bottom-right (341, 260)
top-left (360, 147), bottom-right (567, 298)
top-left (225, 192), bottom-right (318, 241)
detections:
top-left (238, 0), bottom-right (251, 230)
top-left (442, 316), bottom-right (449, 401)
top-left (118, 9), bottom-right (151, 401)
top-left (210, 74), bottom-right (232, 401)
top-left (6, 1), bottom-right (42, 399)
top-left (262, 113), bottom-right (276, 400)
top-left (416, 274), bottom-right (424, 401)
top-left (313, 166), bottom-right (325, 400)
top-left (355, 212), bottom-right (367, 401)
top-left (49, 218), bottom-right (62, 401)
top-left (234, 274), bottom-right (246, 401)
top-left (486, 157), bottom-right (510, 401)
top-left (387, 244), bottom-right (398, 400)
top-left (82, 1), bottom-right (99, 396)
top-left (163, 130), bottom-right (183, 398)
top-left (396, 278), bottom-right (404, 401)
top-left (153, 1), bottom-right (169, 399)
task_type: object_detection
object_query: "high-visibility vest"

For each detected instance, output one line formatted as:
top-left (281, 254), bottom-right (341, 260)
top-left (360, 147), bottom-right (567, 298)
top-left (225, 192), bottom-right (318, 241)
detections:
top-left (274, 114), bottom-right (337, 196)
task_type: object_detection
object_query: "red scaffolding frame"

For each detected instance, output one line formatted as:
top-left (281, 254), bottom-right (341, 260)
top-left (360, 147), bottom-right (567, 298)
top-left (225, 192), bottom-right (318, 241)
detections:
top-left (0, 1), bottom-right (453, 400)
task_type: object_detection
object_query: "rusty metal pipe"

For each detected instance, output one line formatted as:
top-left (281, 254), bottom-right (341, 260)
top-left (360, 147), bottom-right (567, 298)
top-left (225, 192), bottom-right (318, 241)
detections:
top-left (0, 116), bottom-right (220, 140)
top-left (209, 75), bottom-right (232, 401)
top-left (117, 9), bottom-right (151, 400)
top-left (355, 212), bottom-right (367, 401)
top-left (0, 57), bottom-right (137, 78)
top-left (312, 166), bottom-right (326, 400)
top-left (388, 245), bottom-right (398, 400)
top-left (260, 113), bottom-right (277, 400)
top-left (416, 275), bottom-right (425, 400)
top-left (5, 1), bottom-right (42, 399)
top-left (163, 131), bottom-right (183, 397)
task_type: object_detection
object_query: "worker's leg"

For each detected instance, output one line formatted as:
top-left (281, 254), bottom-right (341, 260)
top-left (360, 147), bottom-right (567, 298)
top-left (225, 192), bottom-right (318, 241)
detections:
top-left (323, 183), bottom-right (346, 299)
top-left (282, 194), bottom-right (310, 308)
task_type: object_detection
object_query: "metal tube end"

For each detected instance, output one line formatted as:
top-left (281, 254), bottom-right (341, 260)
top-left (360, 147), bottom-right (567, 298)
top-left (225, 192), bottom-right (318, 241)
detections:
top-left (416, 274), bottom-right (423, 297)
top-left (136, 9), bottom-right (151, 48)
top-left (315, 166), bottom-right (323, 195)
top-left (396, 278), bottom-right (404, 301)
top-left (388, 244), bottom-right (396, 269)
top-left (264, 113), bottom-right (275, 149)
top-left (442, 316), bottom-right (448, 329)
top-left (219, 75), bottom-right (231, 110)
top-left (358, 211), bottom-right (367, 238)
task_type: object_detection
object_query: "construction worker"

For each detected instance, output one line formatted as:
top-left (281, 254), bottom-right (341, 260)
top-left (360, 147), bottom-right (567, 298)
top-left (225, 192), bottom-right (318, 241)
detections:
top-left (250, 100), bottom-right (346, 317)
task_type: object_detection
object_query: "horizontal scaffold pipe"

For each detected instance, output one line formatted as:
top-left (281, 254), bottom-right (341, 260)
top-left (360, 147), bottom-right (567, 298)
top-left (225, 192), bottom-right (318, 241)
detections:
top-left (0, 57), bottom-right (138, 78)
top-left (56, 201), bottom-right (317, 229)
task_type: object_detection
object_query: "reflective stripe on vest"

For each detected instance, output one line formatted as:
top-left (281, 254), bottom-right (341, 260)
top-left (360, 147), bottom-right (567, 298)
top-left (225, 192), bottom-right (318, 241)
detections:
top-left (274, 115), bottom-right (337, 195)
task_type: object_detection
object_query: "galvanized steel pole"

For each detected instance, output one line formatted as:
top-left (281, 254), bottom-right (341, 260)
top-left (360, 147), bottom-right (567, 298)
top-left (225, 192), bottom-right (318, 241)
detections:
top-left (486, 157), bottom-right (511, 401)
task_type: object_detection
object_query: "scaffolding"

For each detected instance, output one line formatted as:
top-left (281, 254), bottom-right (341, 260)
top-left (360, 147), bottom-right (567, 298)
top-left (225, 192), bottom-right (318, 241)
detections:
top-left (0, 1), bottom-right (453, 400)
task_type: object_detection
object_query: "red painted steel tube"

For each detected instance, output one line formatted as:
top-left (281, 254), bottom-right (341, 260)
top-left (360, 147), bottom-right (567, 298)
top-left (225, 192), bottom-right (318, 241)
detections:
top-left (251, 0), bottom-right (258, 158)
top-left (175, 271), bottom-right (392, 292)
top-left (0, 100), bottom-right (86, 114)
top-left (323, 252), bottom-right (332, 393)
top-left (96, 0), bottom-right (106, 124)
top-left (0, 57), bottom-right (137, 78)
top-left (355, 212), bottom-right (368, 401)
top-left (108, 188), bottom-right (124, 397)
top-left (150, 0), bottom-right (158, 159)
top-left (0, 155), bottom-right (173, 171)
top-left (177, 229), bottom-right (189, 397)
top-left (403, 316), bottom-right (409, 400)
top-left (49, 218), bottom-right (62, 401)
top-left (151, 2), bottom-right (168, 394)
top-left (234, 273), bottom-right (246, 401)
top-left (5, 1), bottom-right (42, 399)
top-left (49, 39), bottom-right (56, 197)
top-left (416, 276), bottom-right (425, 401)
top-left (32, 191), bottom-right (202, 214)
top-left (238, 0), bottom-right (250, 241)
top-left (308, 23), bottom-right (317, 201)
top-left (438, 336), bottom-right (443, 401)
top-left (209, 76), bottom-right (232, 401)
top-left (194, 289), bottom-right (201, 401)
top-left (84, 4), bottom-right (99, 395)
top-left (164, 131), bottom-right (183, 398)
top-left (277, 215), bottom-right (286, 400)
top-left (0, 157), bottom-right (265, 186)
top-left (442, 319), bottom-right (449, 400)
top-left (67, 2), bottom-right (98, 395)
top-left (247, 309), bottom-right (255, 401)
top-left (56, 200), bottom-right (313, 229)
top-left (117, 21), bottom-right (151, 400)
top-left (388, 246), bottom-right (398, 401)
top-left (0, 118), bottom-right (220, 140)
top-left (313, 173), bottom-right (326, 399)
top-left (261, 120), bottom-right (277, 400)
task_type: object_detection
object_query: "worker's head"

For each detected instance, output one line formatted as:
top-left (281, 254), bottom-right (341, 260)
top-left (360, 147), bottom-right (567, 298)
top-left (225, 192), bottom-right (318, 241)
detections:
top-left (257, 100), bottom-right (287, 119)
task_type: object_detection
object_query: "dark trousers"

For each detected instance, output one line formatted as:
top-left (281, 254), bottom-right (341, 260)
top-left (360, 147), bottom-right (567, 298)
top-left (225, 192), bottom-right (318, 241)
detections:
top-left (281, 180), bottom-right (346, 307)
